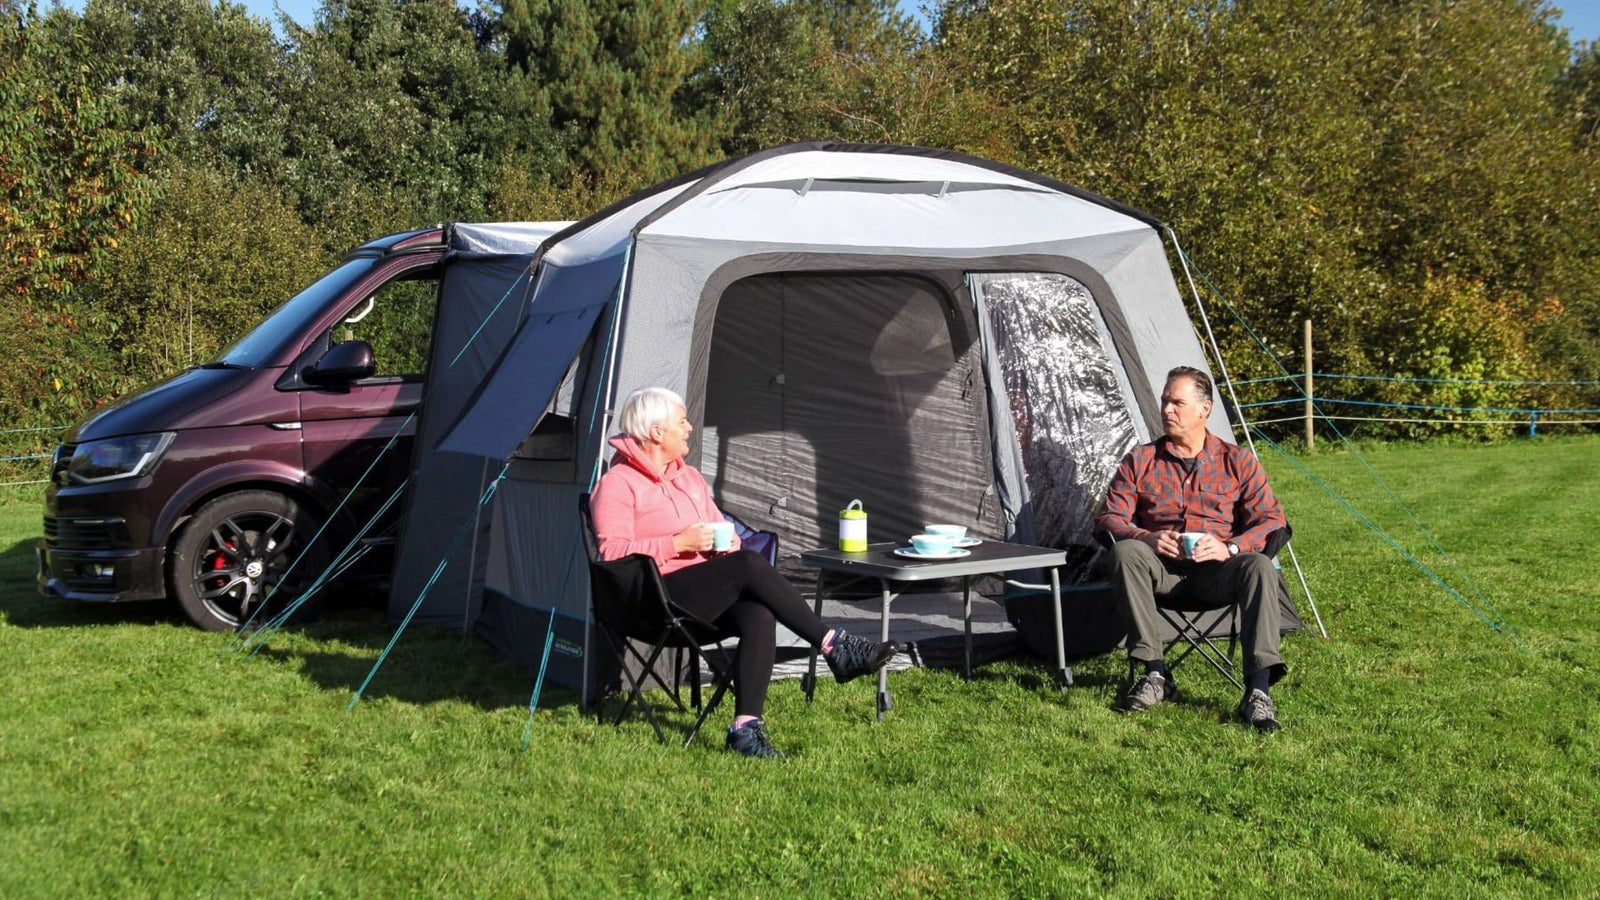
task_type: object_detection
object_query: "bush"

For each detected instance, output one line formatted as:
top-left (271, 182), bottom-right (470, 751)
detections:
top-left (100, 165), bottom-right (333, 387)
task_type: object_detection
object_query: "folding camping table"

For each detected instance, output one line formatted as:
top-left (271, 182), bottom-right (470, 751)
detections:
top-left (800, 541), bottom-right (1071, 720)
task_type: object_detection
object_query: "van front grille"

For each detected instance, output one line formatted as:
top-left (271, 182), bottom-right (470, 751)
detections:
top-left (42, 516), bottom-right (124, 550)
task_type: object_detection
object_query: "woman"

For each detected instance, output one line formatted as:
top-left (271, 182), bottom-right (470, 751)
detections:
top-left (590, 387), bottom-right (896, 758)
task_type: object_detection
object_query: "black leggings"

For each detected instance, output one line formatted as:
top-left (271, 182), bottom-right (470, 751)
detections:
top-left (661, 550), bottom-right (829, 719)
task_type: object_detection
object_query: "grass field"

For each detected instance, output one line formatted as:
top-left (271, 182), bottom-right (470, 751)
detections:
top-left (1, 436), bottom-right (1596, 897)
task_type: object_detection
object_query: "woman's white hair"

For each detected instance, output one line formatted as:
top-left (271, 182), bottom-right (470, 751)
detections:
top-left (617, 387), bottom-right (686, 441)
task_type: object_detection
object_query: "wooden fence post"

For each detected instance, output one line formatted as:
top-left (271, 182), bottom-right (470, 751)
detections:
top-left (1304, 319), bottom-right (1314, 450)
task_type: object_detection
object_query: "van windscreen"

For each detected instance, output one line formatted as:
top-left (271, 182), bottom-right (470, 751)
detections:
top-left (211, 259), bottom-right (372, 368)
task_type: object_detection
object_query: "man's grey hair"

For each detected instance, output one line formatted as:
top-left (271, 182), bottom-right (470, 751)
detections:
top-left (617, 387), bottom-right (686, 441)
top-left (1166, 366), bottom-right (1214, 404)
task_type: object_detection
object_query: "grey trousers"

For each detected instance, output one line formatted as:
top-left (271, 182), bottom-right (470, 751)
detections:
top-left (1108, 539), bottom-right (1286, 681)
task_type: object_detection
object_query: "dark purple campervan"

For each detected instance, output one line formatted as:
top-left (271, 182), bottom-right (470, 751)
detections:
top-left (38, 227), bottom-right (450, 630)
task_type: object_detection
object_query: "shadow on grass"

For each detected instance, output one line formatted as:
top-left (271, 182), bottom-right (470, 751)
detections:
top-left (6, 530), bottom-right (1120, 714)
top-left (1, 529), bottom-right (549, 710)
top-left (0, 537), bottom-right (183, 628)
top-left (1, 535), bottom-right (388, 629)
top-left (245, 607), bottom-right (581, 712)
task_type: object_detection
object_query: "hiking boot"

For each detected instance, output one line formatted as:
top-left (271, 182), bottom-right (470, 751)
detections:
top-left (824, 629), bottom-right (897, 684)
top-left (1238, 689), bottom-right (1281, 733)
top-left (1121, 670), bottom-right (1175, 712)
top-left (725, 719), bottom-right (785, 759)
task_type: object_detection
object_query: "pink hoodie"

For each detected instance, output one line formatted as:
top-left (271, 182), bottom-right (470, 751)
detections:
top-left (589, 434), bottom-right (740, 575)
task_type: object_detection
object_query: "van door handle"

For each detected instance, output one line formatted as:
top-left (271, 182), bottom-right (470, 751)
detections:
top-left (268, 422), bottom-right (304, 431)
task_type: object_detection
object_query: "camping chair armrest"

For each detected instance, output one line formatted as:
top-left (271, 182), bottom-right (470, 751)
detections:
top-left (1096, 524), bottom-right (1293, 559)
top-left (595, 554), bottom-right (722, 630)
top-left (624, 553), bottom-right (723, 629)
top-left (1262, 524), bottom-right (1293, 559)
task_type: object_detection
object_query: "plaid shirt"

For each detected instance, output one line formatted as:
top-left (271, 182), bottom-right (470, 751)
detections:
top-left (1096, 432), bottom-right (1286, 553)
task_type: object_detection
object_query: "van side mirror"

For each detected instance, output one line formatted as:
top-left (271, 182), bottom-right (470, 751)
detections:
top-left (308, 340), bottom-right (376, 384)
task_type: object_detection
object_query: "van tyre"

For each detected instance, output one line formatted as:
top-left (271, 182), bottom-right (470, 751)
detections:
top-left (169, 490), bottom-right (327, 632)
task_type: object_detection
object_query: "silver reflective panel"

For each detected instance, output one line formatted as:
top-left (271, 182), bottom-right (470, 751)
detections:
top-left (975, 273), bottom-right (1137, 562)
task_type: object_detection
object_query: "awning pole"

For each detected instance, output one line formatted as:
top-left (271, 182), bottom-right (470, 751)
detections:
top-left (1165, 227), bottom-right (1326, 638)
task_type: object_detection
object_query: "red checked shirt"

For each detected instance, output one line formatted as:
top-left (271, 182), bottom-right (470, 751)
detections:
top-left (1096, 432), bottom-right (1286, 553)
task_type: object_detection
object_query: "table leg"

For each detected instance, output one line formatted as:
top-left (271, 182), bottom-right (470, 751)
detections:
top-left (1051, 566), bottom-right (1073, 689)
top-left (963, 576), bottom-right (973, 682)
top-left (877, 578), bottom-right (894, 721)
top-left (806, 569), bottom-right (829, 703)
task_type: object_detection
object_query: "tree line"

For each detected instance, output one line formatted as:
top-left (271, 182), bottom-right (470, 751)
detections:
top-left (4, 0), bottom-right (1598, 453)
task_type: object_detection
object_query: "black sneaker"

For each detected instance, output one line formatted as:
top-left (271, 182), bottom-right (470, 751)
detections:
top-left (725, 719), bottom-right (785, 758)
top-left (824, 629), bottom-right (897, 683)
top-left (1237, 689), bottom-right (1281, 732)
top-left (1121, 670), bottom-right (1175, 712)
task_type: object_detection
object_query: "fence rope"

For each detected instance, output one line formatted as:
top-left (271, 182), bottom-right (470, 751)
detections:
top-left (1175, 246), bottom-right (1520, 641)
top-left (1250, 429), bottom-right (1522, 645)
top-left (1234, 373), bottom-right (1600, 387)
top-left (1239, 397), bottom-right (1600, 415)
top-left (1248, 414), bottom-right (1600, 427)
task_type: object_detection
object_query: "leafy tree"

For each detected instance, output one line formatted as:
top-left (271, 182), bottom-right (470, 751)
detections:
top-left (501, 0), bottom-right (725, 185)
top-left (1558, 38), bottom-right (1600, 143)
top-left (930, 0), bottom-right (1599, 437)
top-left (63, 0), bottom-right (289, 172)
top-left (57, 0), bottom-right (562, 247)
top-left (282, 0), bottom-right (560, 240)
top-left (1, 3), bottom-right (158, 427)
top-left (101, 163), bottom-right (330, 385)
top-left (688, 0), bottom-right (921, 153)
top-left (1, 2), bottom-right (158, 300)
top-left (487, 153), bottom-right (636, 221)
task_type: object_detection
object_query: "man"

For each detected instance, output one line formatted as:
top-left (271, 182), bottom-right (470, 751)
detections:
top-left (1096, 366), bottom-right (1289, 731)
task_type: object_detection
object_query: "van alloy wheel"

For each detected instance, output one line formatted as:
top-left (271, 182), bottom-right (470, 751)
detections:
top-left (197, 512), bottom-right (294, 621)
top-left (169, 490), bottom-right (326, 632)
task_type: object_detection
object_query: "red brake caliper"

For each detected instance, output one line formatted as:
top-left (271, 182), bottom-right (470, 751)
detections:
top-left (209, 540), bottom-right (237, 592)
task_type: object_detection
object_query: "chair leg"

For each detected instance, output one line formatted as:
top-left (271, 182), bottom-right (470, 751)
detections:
top-left (598, 620), bottom-right (740, 749)
top-left (684, 647), bottom-right (736, 749)
top-left (638, 645), bottom-right (689, 712)
top-left (620, 639), bottom-right (679, 744)
top-left (1158, 608), bottom-right (1245, 692)
top-left (690, 647), bottom-right (703, 711)
top-left (599, 627), bottom-right (684, 745)
top-left (594, 624), bottom-right (630, 726)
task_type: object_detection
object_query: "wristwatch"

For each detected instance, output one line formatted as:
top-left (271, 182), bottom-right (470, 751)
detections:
top-left (1226, 541), bottom-right (1240, 556)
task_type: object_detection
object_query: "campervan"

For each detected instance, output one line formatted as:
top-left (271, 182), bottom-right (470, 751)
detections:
top-left (37, 223), bottom-right (567, 630)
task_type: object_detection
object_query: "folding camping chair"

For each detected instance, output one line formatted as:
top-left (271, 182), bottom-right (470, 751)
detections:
top-left (578, 494), bottom-right (737, 747)
top-left (578, 495), bottom-right (780, 748)
top-left (1141, 524), bottom-right (1295, 692)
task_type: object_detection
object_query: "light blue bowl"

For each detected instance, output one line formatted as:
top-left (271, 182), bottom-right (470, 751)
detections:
top-left (924, 524), bottom-right (967, 541)
top-left (910, 533), bottom-right (957, 555)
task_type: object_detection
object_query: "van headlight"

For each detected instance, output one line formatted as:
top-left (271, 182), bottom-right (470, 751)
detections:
top-left (67, 433), bottom-right (176, 484)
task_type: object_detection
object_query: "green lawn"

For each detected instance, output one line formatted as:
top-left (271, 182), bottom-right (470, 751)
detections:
top-left (2, 436), bottom-right (1596, 897)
